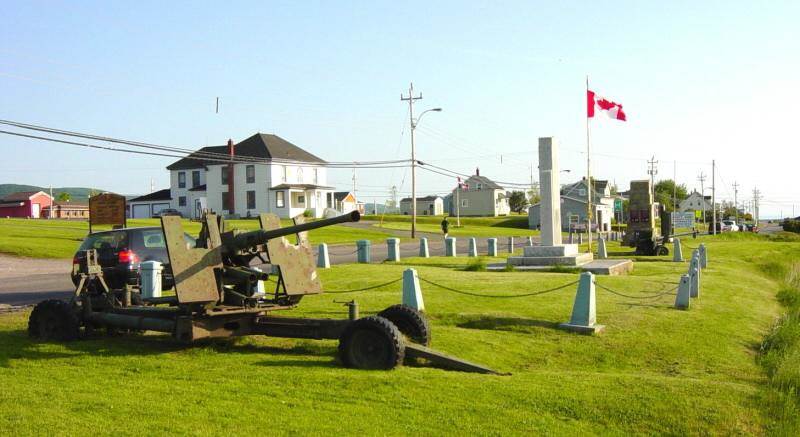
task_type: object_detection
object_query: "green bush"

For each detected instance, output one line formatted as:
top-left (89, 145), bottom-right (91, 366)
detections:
top-left (783, 220), bottom-right (800, 234)
top-left (463, 257), bottom-right (487, 272)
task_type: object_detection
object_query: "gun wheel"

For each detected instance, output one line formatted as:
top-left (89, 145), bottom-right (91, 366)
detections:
top-left (657, 245), bottom-right (669, 256)
top-left (28, 299), bottom-right (80, 341)
top-left (378, 304), bottom-right (430, 346)
top-left (339, 316), bottom-right (405, 370)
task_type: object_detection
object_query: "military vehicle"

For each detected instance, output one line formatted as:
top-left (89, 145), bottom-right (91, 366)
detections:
top-left (28, 211), bottom-right (498, 374)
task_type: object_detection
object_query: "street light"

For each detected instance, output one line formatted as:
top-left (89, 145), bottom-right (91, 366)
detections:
top-left (409, 107), bottom-right (442, 239)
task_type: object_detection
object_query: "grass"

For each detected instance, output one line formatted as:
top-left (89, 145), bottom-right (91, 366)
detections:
top-left (0, 218), bottom-right (393, 259)
top-left (1, 235), bottom-right (798, 433)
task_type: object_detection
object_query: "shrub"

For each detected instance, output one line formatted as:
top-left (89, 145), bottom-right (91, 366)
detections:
top-left (463, 258), bottom-right (487, 272)
top-left (783, 220), bottom-right (800, 234)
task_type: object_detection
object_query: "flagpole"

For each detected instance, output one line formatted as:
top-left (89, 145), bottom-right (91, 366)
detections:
top-left (586, 75), bottom-right (593, 252)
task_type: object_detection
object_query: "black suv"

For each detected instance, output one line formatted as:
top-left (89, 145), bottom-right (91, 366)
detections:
top-left (71, 227), bottom-right (195, 290)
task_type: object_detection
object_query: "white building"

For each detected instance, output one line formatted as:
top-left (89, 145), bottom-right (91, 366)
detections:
top-left (131, 133), bottom-right (335, 219)
top-left (679, 190), bottom-right (712, 214)
top-left (400, 195), bottom-right (444, 216)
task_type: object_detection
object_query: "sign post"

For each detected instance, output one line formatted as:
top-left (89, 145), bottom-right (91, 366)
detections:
top-left (89, 193), bottom-right (127, 234)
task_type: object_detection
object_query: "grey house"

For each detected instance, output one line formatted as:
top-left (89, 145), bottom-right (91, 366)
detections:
top-left (450, 171), bottom-right (510, 217)
top-left (528, 178), bottom-right (614, 231)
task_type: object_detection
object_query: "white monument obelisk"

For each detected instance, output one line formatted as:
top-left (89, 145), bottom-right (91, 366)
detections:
top-left (539, 137), bottom-right (562, 247)
top-left (507, 136), bottom-right (591, 267)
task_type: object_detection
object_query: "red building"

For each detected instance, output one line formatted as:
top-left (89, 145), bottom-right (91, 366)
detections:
top-left (0, 191), bottom-right (53, 218)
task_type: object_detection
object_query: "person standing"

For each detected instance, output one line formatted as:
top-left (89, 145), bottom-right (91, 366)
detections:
top-left (441, 216), bottom-right (450, 239)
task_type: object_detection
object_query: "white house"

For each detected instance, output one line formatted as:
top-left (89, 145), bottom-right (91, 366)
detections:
top-left (679, 190), bottom-right (712, 214)
top-left (131, 133), bottom-right (335, 219)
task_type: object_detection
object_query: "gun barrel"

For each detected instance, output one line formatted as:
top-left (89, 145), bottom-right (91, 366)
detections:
top-left (227, 210), bottom-right (361, 251)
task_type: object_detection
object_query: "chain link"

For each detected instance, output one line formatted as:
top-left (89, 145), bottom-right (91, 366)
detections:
top-left (417, 276), bottom-right (579, 299)
top-left (594, 281), bottom-right (678, 300)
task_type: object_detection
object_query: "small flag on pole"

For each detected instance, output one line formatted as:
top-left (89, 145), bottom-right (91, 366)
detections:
top-left (587, 90), bottom-right (627, 121)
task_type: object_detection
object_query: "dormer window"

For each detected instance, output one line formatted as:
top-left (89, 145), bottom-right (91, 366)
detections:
top-left (477, 183), bottom-right (482, 190)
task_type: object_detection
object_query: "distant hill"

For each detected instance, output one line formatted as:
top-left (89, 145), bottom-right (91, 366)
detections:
top-left (0, 184), bottom-right (108, 202)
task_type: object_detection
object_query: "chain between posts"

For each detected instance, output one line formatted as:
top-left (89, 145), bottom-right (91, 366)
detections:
top-left (417, 276), bottom-right (579, 299)
top-left (593, 281), bottom-right (678, 300)
top-left (324, 277), bottom-right (403, 294)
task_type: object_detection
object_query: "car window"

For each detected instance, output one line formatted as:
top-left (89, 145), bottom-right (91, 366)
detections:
top-left (140, 229), bottom-right (166, 248)
top-left (79, 231), bottom-right (128, 251)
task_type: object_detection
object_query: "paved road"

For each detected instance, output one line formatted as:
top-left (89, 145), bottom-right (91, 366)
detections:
top-left (0, 254), bottom-right (74, 306)
top-left (0, 234), bottom-right (536, 307)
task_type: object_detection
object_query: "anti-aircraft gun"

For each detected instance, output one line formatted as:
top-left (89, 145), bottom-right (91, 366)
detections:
top-left (28, 210), bottom-right (498, 374)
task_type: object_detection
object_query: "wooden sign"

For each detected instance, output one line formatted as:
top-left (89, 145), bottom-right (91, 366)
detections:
top-left (89, 192), bottom-right (127, 232)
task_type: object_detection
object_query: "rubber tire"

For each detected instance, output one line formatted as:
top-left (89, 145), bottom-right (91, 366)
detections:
top-left (338, 316), bottom-right (405, 370)
top-left (28, 299), bottom-right (80, 341)
top-left (657, 245), bottom-right (669, 256)
top-left (377, 304), bottom-right (431, 346)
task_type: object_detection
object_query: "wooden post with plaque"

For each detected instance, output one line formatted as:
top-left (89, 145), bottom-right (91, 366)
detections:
top-left (89, 193), bottom-right (127, 234)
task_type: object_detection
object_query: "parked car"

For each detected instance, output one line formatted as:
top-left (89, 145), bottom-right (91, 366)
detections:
top-left (71, 227), bottom-right (195, 290)
top-left (721, 220), bottom-right (739, 232)
top-left (154, 208), bottom-right (183, 218)
top-left (743, 223), bottom-right (759, 232)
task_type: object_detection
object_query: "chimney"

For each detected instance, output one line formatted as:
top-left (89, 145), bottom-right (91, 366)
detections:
top-left (475, 167), bottom-right (480, 176)
top-left (227, 138), bottom-right (235, 215)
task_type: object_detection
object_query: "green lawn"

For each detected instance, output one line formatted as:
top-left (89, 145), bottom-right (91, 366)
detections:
top-left (0, 218), bottom-right (392, 259)
top-left (1, 235), bottom-right (798, 433)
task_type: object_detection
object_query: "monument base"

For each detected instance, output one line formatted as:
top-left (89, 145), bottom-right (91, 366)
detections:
top-left (523, 244), bottom-right (578, 257)
top-left (558, 322), bottom-right (605, 335)
top-left (507, 251), bottom-right (593, 267)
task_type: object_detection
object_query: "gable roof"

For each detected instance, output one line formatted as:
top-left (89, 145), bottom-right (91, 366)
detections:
top-left (464, 175), bottom-right (503, 190)
top-left (129, 189), bottom-right (172, 202)
top-left (334, 191), bottom-right (354, 202)
top-left (400, 195), bottom-right (441, 202)
top-left (166, 133), bottom-right (326, 170)
top-left (1, 191), bottom-right (49, 202)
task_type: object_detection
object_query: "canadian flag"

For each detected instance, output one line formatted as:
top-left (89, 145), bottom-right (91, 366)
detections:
top-left (456, 177), bottom-right (468, 190)
top-left (587, 90), bottom-right (626, 121)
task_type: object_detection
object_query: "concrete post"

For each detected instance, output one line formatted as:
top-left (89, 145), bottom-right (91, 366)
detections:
top-left (419, 237), bottom-right (430, 258)
top-left (402, 268), bottom-right (424, 311)
top-left (691, 255), bottom-right (701, 283)
top-left (560, 272), bottom-right (604, 334)
top-left (568, 232), bottom-right (574, 244)
top-left (598, 237), bottom-right (608, 259)
top-left (387, 238), bottom-right (400, 262)
top-left (356, 240), bottom-right (371, 263)
top-left (526, 236), bottom-right (534, 246)
top-left (468, 238), bottom-right (477, 257)
top-left (699, 243), bottom-right (708, 269)
top-left (690, 266), bottom-right (701, 298)
top-left (578, 233), bottom-right (583, 244)
top-left (507, 236), bottom-right (514, 253)
top-left (673, 238), bottom-right (684, 262)
top-left (445, 237), bottom-right (457, 257)
top-left (487, 238), bottom-right (498, 257)
top-left (675, 274), bottom-right (691, 310)
top-left (317, 243), bottom-right (330, 268)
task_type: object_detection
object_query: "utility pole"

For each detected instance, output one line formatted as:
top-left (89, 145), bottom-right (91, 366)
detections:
top-left (752, 188), bottom-right (761, 227)
top-left (712, 160), bottom-right (717, 235)
top-left (390, 185), bottom-right (398, 213)
top-left (647, 155), bottom-right (658, 203)
top-left (401, 83), bottom-right (423, 239)
top-left (697, 171), bottom-right (706, 226)
top-left (732, 181), bottom-right (740, 224)
top-left (352, 169), bottom-right (357, 198)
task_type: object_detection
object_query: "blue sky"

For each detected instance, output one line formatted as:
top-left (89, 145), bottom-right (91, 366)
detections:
top-left (1, 1), bottom-right (798, 217)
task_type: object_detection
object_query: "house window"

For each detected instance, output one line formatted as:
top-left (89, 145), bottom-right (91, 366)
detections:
top-left (247, 190), bottom-right (256, 209)
top-left (221, 167), bottom-right (229, 185)
top-left (297, 167), bottom-right (304, 182)
top-left (578, 188), bottom-right (587, 197)
top-left (276, 191), bottom-right (285, 208)
top-left (281, 165), bottom-right (287, 182)
top-left (461, 199), bottom-right (469, 208)
top-left (246, 165), bottom-right (255, 183)
top-left (221, 192), bottom-right (230, 212)
top-left (313, 168), bottom-right (319, 184)
top-left (297, 195), bottom-right (305, 205)
top-left (192, 170), bottom-right (200, 188)
top-left (178, 172), bottom-right (186, 188)
top-left (178, 196), bottom-right (186, 207)
top-left (477, 183), bottom-right (482, 190)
